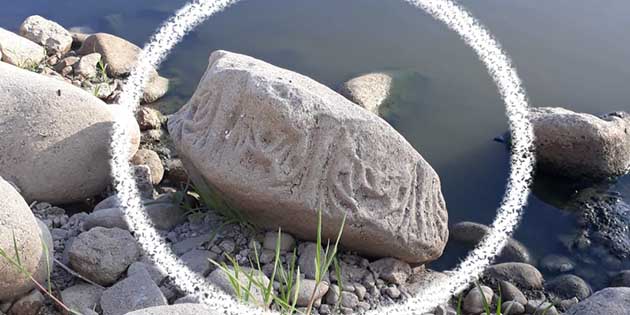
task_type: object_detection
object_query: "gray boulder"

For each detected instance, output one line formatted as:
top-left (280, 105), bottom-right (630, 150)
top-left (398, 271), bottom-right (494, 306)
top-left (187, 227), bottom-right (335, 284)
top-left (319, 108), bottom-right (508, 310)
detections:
top-left (0, 177), bottom-right (50, 301)
top-left (68, 227), bottom-right (140, 286)
top-left (0, 62), bottom-right (140, 204)
top-left (546, 274), bottom-right (591, 300)
top-left (484, 263), bottom-right (544, 289)
top-left (19, 15), bottom-right (73, 54)
top-left (60, 284), bottom-right (104, 314)
top-left (531, 107), bottom-right (630, 179)
top-left (168, 50), bottom-right (449, 263)
top-left (0, 28), bottom-right (45, 67)
top-left (567, 287), bottom-right (630, 315)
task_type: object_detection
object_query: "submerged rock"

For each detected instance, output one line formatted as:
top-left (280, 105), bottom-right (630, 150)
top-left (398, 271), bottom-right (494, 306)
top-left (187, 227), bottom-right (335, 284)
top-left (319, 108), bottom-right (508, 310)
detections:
top-left (0, 63), bottom-right (140, 204)
top-left (530, 107), bottom-right (630, 179)
top-left (168, 51), bottom-right (448, 263)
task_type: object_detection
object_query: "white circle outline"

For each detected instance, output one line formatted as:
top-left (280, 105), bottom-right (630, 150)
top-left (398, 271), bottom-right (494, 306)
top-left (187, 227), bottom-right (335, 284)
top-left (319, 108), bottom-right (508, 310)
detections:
top-left (110, 0), bottom-right (535, 313)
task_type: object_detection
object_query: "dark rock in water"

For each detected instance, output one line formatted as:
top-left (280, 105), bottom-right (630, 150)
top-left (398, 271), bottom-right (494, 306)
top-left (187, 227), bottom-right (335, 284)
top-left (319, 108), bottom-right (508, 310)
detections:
top-left (450, 221), bottom-right (533, 264)
top-left (545, 274), bottom-right (592, 300)
top-left (570, 188), bottom-right (630, 259)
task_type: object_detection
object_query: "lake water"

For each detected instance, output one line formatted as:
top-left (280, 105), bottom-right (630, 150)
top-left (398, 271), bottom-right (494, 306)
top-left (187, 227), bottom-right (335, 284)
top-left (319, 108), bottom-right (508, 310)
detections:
top-left (3, 0), bottom-right (629, 289)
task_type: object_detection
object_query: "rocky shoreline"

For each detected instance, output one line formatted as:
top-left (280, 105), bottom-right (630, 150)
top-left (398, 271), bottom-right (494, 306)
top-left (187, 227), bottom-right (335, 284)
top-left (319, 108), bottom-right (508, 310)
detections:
top-left (1, 15), bottom-right (629, 315)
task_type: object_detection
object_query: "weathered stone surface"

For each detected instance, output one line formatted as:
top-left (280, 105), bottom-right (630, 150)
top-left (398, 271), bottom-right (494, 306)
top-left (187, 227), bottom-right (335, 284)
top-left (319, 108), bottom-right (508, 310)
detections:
top-left (484, 263), bottom-right (544, 289)
top-left (0, 28), bottom-right (45, 67)
top-left (567, 287), bottom-right (630, 315)
top-left (123, 304), bottom-right (221, 315)
top-left (100, 268), bottom-right (167, 315)
top-left (78, 33), bottom-right (156, 77)
top-left (530, 107), bottom-right (630, 179)
top-left (0, 62), bottom-right (140, 204)
top-left (131, 149), bottom-right (164, 184)
top-left (68, 227), bottom-right (140, 285)
top-left (450, 221), bottom-right (533, 264)
top-left (0, 177), bottom-right (49, 301)
top-left (168, 50), bottom-right (449, 263)
top-left (60, 284), bottom-right (104, 313)
top-left (19, 15), bottom-right (72, 54)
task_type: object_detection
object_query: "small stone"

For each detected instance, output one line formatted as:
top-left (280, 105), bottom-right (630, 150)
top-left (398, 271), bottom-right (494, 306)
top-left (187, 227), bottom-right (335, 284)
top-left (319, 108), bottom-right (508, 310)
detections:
top-left (319, 304), bottom-right (331, 314)
top-left (299, 242), bottom-right (325, 280)
top-left (60, 284), bottom-right (104, 313)
top-left (94, 194), bottom-right (121, 211)
top-left (68, 227), bottom-right (140, 285)
top-left (165, 159), bottom-right (189, 184)
top-left (144, 201), bottom-right (187, 230)
top-left (463, 285), bottom-right (493, 314)
top-left (484, 263), bottom-right (544, 289)
top-left (75, 52), bottom-right (101, 78)
top-left (54, 56), bottom-right (79, 71)
top-left (180, 250), bottom-right (213, 276)
top-left (502, 301), bottom-right (525, 315)
top-left (291, 279), bottom-right (329, 307)
top-left (100, 268), bottom-right (167, 315)
top-left (219, 239), bottom-right (236, 253)
top-left (131, 149), bottom-right (164, 184)
top-left (499, 280), bottom-right (527, 305)
top-left (8, 290), bottom-right (44, 315)
top-left (83, 207), bottom-right (130, 230)
top-left (127, 261), bottom-right (167, 285)
top-left (134, 165), bottom-right (156, 199)
top-left (136, 106), bottom-right (163, 131)
top-left (559, 297), bottom-right (579, 311)
top-left (259, 249), bottom-right (276, 264)
top-left (206, 267), bottom-right (271, 307)
top-left (340, 291), bottom-right (360, 308)
top-left (143, 75), bottom-right (169, 103)
top-left (353, 283), bottom-right (367, 300)
top-left (369, 257), bottom-right (412, 285)
top-left (545, 274), bottom-right (592, 300)
top-left (325, 284), bottom-right (340, 305)
top-left (263, 231), bottom-right (296, 252)
top-left (526, 301), bottom-right (558, 315)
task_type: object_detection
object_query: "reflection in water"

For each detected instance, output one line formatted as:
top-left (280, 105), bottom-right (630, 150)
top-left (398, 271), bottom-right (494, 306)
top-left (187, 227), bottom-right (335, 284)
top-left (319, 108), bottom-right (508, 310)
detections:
top-left (1, 0), bottom-right (629, 289)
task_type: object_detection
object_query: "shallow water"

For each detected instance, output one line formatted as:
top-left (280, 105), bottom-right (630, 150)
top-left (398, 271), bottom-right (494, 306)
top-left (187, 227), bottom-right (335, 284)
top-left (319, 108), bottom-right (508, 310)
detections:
top-left (3, 0), bottom-right (629, 288)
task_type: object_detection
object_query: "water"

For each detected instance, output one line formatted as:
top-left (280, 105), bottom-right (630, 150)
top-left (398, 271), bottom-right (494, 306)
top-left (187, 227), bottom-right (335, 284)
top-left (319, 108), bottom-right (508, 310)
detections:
top-left (2, 0), bottom-right (629, 288)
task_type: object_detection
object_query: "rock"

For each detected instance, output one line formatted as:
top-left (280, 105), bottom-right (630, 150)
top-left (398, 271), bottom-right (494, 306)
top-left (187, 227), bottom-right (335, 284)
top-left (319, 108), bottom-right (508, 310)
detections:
top-left (339, 71), bottom-right (426, 117)
top-left (567, 287), bottom-right (630, 315)
top-left (325, 284), bottom-right (340, 305)
top-left (143, 75), bottom-right (169, 104)
top-left (0, 177), bottom-right (50, 301)
top-left (164, 159), bottom-right (189, 184)
top-left (7, 290), bottom-right (44, 315)
top-left (499, 280), bottom-right (527, 305)
top-left (144, 201), bottom-right (187, 230)
top-left (611, 270), bottom-right (630, 287)
top-left (527, 301), bottom-right (558, 315)
top-left (60, 284), bottom-right (104, 313)
top-left (502, 301), bottom-right (525, 315)
top-left (291, 279), bottom-right (329, 307)
top-left (383, 286), bottom-right (401, 299)
top-left (0, 62), bottom-right (140, 204)
top-left (546, 274), bottom-right (592, 300)
top-left (340, 72), bottom-right (392, 114)
top-left (95, 195), bottom-right (122, 211)
top-left (0, 28), bottom-right (45, 67)
top-left (54, 56), bottom-right (79, 72)
top-left (168, 50), bottom-right (449, 263)
top-left (84, 207), bottom-right (130, 230)
top-left (75, 52), bottom-right (101, 78)
top-left (560, 297), bottom-right (579, 311)
top-left (206, 266), bottom-right (271, 307)
top-left (100, 268), bottom-right (167, 315)
top-left (263, 231), bottom-right (296, 252)
top-left (450, 221), bottom-right (533, 264)
top-left (180, 250), bottom-right (213, 276)
top-left (369, 257), bottom-right (411, 285)
top-left (484, 263), bottom-right (544, 290)
top-left (530, 107), bottom-right (630, 179)
top-left (19, 15), bottom-right (72, 54)
top-left (463, 285), bottom-right (493, 314)
top-left (68, 227), bottom-right (140, 285)
top-left (134, 165), bottom-right (156, 199)
top-left (127, 261), bottom-right (167, 285)
top-left (299, 243), bottom-right (325, 280)
top-left (136, 107), bottom-right (163, 131)
top-left (123, 304), bottom-right (221, 315)
top-left (131, 149), bottom-right (165, 184)
top-left (78, 33), bottom-right (157, 78)
top-left (540, 254), bottom-right (575, 274)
